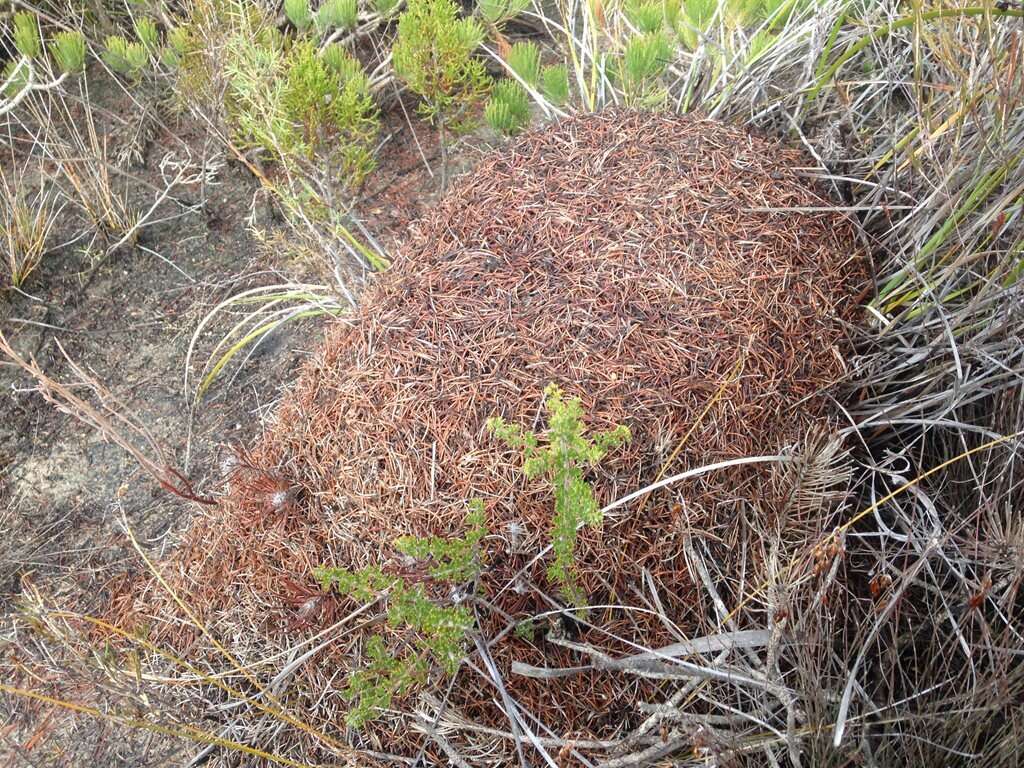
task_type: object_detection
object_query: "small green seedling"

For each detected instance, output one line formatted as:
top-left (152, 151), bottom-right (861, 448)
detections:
top-left (285, 0), bottom-right (313, 30)
top-left (317, 0), bottom-right (359, 31)
top-left (541, 63), bottom-right (569, 105)
top-left (488, 383), bottom-right (630, 605)
top-left (103, 35), bottom-right (149, 77)
top-left (315, 502), bottom-right (487, 727)
top-left (13, 12), bottom-right (41, 59)
top-left (392, 0), bottom-right (491, 189)
top-left (506, 40), bottom-right (541, 86)
top-left (50, 31), bottom-right (87, 75)
top-left (485, 79), bottom-right (530, 135)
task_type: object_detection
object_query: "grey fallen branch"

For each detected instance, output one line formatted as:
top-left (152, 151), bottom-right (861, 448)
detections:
top-left (512, 629), bottom-right (773, 686)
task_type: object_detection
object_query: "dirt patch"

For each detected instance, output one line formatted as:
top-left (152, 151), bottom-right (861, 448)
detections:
top-left (0, 73), bottom-right (451, 764)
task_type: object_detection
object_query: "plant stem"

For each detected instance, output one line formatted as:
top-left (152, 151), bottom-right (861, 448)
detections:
top-left (438, 114), bottom-right (448, 193)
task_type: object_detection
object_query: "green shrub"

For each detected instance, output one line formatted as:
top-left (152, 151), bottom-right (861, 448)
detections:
top-left (617, 30), bottom-right (672, 105)
top-left (393, 0), bottom-right (490, 128)
top-left (315, 503), bottom-right (486, 727)
top-left (506, 40), bottom-right (540, 86)
top-left (50, 31), bottom-right (87, 75)
top-left (12, 12), bottom-right (41, 59)
top-left (320, 43), bottom-right (365, 81)
top-left (161, 26), bottom-right (191, 69)
top-left (102, 35), bottom-right (149, 77)
top-left (284, 0), bottom-right (313, 30)
top-left (135, 17), bottom-right (160, 52)
top-left (541, 63), bottom-right (569, 105)
top-left (280, 41), bottom-right (379, 182)
top-left (485, 79), bottom-right (530, 135)
top-left (625, 0), bottom-right (669, 32)
top-left (676, 0), bottom-right (716, 49)
top-left (488, 384), bottom-right (630, 604)
top-left (316, 0), bottom-right (359, 31)
top-left (476, 0), bottom-right (530, 26)
top-left (393, 0), bottom-right (491, 187)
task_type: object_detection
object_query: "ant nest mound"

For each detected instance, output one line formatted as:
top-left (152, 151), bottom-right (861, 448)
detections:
top-left (138, 110), bottom-right (864, 760)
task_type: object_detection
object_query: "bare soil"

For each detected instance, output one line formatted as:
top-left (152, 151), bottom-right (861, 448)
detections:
top-left (0, 71), bottom-right (455, 765)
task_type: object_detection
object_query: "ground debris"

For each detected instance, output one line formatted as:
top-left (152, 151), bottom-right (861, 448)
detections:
top-left (121, 109), bottom-right (863, 762)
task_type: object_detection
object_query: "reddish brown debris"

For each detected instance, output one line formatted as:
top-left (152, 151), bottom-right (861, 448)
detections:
top-left (122, 110), bottom-right (864, 759)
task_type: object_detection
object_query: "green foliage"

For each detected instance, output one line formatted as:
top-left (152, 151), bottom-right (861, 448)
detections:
top-left (50, 31), bottom-right (87, 74)
top-left (485, 79), bottom-right (530, 135)
top-left (506, 40), bottom-right (540, 86)
top-left (316, 0), bottom-right (359, 31)
top-left (102, 35), bottom-right (149, 77)
top-left (135, 17), bottom-right (160, 52)
top-left (320, 44), bottom-right (365, 81)
top-left (676, 0), bottom-right (716, 49)
top-left (540, 63), bottom-right (569, 105)
top-left (12, 12), bottom-right (41, 59)
top-left (395, 498), bottom-right (487, 581)
top-left (624, 0), bottom-right (675, 32)
top-left (726, 0), bottom-right (784, 26)
top-left (280, 41), bottom-right (379, 182)
top-left (344, 636), bottom-right (428, 728)
top-left (315, 505), bottom-right (486, 728)
top-left (1, 61), bottom-right (29, 98)
top-left (476, 0), bottom-right (530, 26)
top-left (392, 0), bottom-right (491, 131)
top-left (621, 31), bottom-right (672, 83)
top-left (161, 26), bottom-right (191, 69)
top-left (617, 30), bottom-right (672, 105)
top-left (224, 30), bottom-right (378, 185)
top-left (285, 0), bottom-right (313, 30)
top-left (370, 0), bottom-right (402, 17)
top-left (488, 383), bottom-right (630, 604)
top-left (514, 618), bottom-right (537, 641)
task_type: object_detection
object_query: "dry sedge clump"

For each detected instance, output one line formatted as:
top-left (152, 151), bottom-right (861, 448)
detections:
top-left (122, 110), bottom-right (863, 758)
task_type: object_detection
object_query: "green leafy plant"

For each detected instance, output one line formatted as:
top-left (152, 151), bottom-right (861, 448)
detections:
top-left (476, 0), bottom-right (530, 27)
top-left (320, 43), bottom-right (363, 80)
top-left (676, 0), bottom-right (716, 49)
top-left (618, 31), bottom-right (672, 105)
top-left (371, 0), bottom-right (402, 17)
top-left (161, 26), bottom-right (191, 69)
top-left (506, 40), bottom-right (540, 86)
top-left (625, 0), bottom-right (671, 32)
top-left (540, 63), bottom-right (569, 105)
top-left (315, 503), bottom-right (486, 727)
top-left (50, 31), bottom-right (87, 74)
top-left (12, 12), bottom-right (41, 59)
top-left (285, 0), bottom-right (313, 30)
top-left (316, 0), bottom-right (359, 31)
top-left (281, 41), bottom-right (379, 182)
top-left (392, 0), bottom-right (491, 190)
top-left (485, 78), bottom-right (530, 135)
top-left (488, 383), bottom-right (630, 604)
top-left (135, 17), bottom-right (160, 52)
top-left (102, 35), bottom-right (149, 76)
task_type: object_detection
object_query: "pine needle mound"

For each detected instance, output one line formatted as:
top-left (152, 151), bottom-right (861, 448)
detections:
top-left (133, 110), bottom-right (864, 756)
